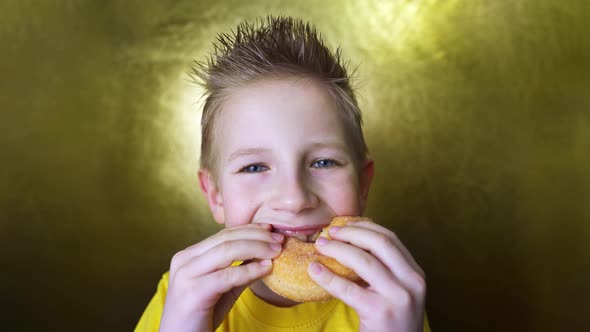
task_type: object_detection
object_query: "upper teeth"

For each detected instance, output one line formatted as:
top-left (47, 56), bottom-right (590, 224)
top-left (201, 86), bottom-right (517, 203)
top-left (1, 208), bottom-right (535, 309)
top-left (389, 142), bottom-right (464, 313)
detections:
top-left (292, 234), bottom-right (308, 242)
top-left (275, 231), bottom-right (322, 243)
top-left (298, 231), bottom-right (322, 243)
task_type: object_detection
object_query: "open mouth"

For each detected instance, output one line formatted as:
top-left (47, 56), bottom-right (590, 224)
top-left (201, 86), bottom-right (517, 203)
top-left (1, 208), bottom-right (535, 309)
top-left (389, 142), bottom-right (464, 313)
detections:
top-left (271, 226), bottom-right (325, 243)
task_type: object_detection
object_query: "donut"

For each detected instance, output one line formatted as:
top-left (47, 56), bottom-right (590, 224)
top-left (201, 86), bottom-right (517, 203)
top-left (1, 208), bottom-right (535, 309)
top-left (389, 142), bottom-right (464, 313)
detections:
top-left (262, 216), bottom-right (371, 302)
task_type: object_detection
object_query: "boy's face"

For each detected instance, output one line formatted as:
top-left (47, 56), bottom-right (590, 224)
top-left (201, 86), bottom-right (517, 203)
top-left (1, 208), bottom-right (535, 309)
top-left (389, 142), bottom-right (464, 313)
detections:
top-left (199, 77), bottom-right (373, 234)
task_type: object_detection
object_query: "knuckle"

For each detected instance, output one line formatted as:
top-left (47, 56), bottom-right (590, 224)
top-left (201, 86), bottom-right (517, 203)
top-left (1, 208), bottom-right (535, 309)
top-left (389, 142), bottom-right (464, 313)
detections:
top-left (375, 232), bottom-right (394, 249)
top-left (220, 265), bottom-right (233, 279)
top-left (320, 268), bottom-right (335, 285)
top-left (395, 288), bottom-right (413, 308)
top-left (246, 261), bottom-right (267, 275)
top-left (220, 266), bottom-right (240, 286)
top-left (381, 227), bottom-right (396, 240)
top-left (218, 229), bottom-right (231, 242)
top-left (385, 227), bottom-right (400, 241)
top-left (409, 271), bottom-right (427, 295)
top-left (375, 306), bottom-right (396, 323)
top-left (170, 264), bottom-right (187, 284)
top-left (341, 279), bottom-right (357, 299)
top-left (170, 251), bottom-right (185, 271)
top-left (416, 265), bottom-right (426, 279)
top-left (358, 253), bottom-right (374, 269)
top-left (217, 241), bottom-right (232, 255)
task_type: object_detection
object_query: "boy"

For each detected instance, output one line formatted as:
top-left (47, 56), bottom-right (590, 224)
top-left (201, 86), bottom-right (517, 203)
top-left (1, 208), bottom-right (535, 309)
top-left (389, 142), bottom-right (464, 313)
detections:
top-left (135, 16), bottom-right (429, 332)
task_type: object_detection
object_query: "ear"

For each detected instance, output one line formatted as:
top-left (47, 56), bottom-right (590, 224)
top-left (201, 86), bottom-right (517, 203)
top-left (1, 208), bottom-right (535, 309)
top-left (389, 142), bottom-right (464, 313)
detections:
top-left (359, 159), bottom-right (374, 213)
top-left (198, 169), bottom-right (225, 225)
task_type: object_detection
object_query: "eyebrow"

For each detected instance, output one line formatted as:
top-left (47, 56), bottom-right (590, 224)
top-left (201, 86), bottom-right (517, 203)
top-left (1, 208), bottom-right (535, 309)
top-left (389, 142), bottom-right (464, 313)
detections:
top-left (308, 141), bottom-right (349, 152)
top-left (226, 142), bottom-right (350, 162)
top-left (227, 147), bottom-right (270, 162)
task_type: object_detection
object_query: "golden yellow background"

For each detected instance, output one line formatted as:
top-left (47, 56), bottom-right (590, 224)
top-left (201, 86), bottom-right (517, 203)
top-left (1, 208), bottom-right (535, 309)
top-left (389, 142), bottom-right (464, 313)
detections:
top-left (1, 1), bottom-right (588, 331)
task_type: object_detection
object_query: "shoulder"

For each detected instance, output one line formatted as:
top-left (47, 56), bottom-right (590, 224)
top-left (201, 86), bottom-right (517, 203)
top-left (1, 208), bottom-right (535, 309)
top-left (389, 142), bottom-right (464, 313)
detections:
top-left (134, 272), bottom-right (170, 332)
top-left (148, 271), bottom-right (170, 300)
top-left (157, 271), bottom-right (170, 291)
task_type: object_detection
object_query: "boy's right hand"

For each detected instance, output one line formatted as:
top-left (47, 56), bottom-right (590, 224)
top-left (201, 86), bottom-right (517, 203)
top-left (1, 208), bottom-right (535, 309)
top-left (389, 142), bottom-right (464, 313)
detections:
top-left (158, 223), bottom-right (283, 332)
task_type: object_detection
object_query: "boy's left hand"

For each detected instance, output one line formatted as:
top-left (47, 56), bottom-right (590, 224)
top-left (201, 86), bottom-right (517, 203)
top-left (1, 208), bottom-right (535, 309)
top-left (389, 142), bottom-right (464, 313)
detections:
top-left (308, 220), bottom-right (426, 332)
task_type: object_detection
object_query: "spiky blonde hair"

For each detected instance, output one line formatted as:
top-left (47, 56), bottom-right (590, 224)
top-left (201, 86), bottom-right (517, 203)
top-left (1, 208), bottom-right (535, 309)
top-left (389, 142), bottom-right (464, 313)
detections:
top-left (191, 16), bottom-right (367, 177)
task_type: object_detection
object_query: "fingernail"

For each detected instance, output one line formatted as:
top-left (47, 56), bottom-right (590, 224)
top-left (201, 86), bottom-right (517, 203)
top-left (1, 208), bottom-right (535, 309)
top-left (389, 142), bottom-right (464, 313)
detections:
top-left (270, 243), bottom-right (282, 252)
top-left (316, 236), bottom-right (328, 246)
top-left (260, 259), bottom-right (272, 266)
top-left (329, 226), bottom-right (341, 234)
top-left (271, 233), bottom-right (284, 241)
top-left (309, 261), bottom-right (323, 274)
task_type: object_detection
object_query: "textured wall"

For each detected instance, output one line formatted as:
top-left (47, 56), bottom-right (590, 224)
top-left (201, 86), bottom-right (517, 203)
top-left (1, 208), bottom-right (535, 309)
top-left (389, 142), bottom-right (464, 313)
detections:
top-left (1, 1), bottom-right (589, 331)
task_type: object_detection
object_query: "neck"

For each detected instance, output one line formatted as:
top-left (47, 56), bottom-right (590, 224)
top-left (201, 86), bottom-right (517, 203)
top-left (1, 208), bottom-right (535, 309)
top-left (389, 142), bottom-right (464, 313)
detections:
top-left (249, 280), bottom-right (301, 307)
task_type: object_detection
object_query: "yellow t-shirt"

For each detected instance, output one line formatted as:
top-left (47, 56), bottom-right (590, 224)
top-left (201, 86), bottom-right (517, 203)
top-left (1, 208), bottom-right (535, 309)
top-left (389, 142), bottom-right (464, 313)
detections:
top-left (135, 272), bottom-right (431, 332)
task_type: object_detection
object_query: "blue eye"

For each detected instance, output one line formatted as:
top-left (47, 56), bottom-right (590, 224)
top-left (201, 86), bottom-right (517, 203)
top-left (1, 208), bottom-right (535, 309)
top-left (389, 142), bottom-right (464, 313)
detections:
top-left (312, 159), bottom-right (337, 168)
top-left (239, 164), bottom-right (268, 173)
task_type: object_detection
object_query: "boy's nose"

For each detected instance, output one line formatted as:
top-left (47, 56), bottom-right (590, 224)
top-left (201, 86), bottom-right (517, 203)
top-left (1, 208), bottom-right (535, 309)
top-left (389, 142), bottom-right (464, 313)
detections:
top-left (268, 172), bottom-right (318, 214)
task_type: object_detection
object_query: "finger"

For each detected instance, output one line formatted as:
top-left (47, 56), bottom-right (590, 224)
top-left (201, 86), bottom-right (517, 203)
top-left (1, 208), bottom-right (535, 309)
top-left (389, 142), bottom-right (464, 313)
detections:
top-left (327, 225), bottom-right (425, 294)
top-left (171, 224), bottom-right (282, 269)
top-left (307, 261), bottom-right (376, 313)
top-left (196, 259), bottom-right (273, 302)
top-left (175, 240), bottom-right (282, 278)
top-left (338, 221), bottom-right (425, 278)
top-left (191, 223), bottom-right (276, 257)
top-left (315, 237), bottom-right (398, 291)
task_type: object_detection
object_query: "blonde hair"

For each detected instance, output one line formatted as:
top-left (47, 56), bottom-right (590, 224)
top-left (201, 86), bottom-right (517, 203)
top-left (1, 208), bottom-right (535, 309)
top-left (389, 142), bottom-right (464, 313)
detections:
top-left (191, 16), bottom-right (367, 177)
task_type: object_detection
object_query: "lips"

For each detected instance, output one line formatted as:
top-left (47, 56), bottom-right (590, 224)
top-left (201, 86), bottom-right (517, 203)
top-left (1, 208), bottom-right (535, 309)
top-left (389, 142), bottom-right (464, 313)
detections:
top-left (271, 224), bottom-right (327, 243)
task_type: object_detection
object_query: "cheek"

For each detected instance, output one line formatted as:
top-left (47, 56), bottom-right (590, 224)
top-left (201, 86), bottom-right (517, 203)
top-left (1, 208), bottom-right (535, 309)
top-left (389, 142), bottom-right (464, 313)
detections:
top-left (327, 189), bottom-right (362, 216)
top-left (221, 177), bottom-right (266, 227)
top-left (316, 172), bottom-right (363, 215)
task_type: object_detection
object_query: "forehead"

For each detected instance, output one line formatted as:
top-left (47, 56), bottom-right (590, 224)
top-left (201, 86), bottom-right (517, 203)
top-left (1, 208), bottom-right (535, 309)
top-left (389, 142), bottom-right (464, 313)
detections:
top-left (213, 77), bottom-right (351, 158)
top-left (225, 77), bottom-right (333, 115)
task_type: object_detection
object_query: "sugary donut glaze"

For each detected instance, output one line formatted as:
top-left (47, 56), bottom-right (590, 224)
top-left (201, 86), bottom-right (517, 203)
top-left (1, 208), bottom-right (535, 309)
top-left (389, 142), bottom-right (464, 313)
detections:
top-left (262, 216), bottom-right (371, 302)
